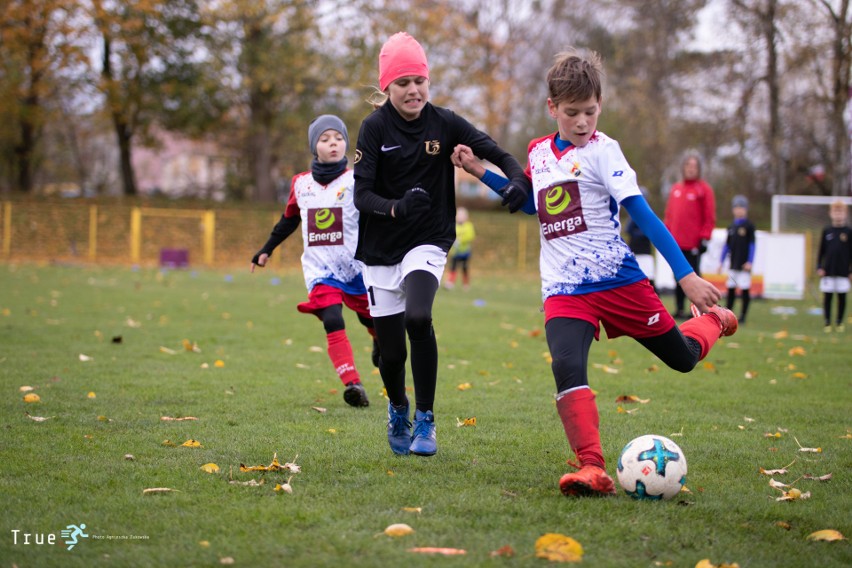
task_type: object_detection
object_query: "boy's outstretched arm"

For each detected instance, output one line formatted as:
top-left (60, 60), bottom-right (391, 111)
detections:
top-left (451, 145), bottom-right (536, 215)
top-left (251, 214), bottom-right (300, 272)
top-left (622, 195), bottom-right (721, 313)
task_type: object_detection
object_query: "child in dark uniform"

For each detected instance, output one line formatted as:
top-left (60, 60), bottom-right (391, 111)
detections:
top-left (353, 32), bottom-right (530, 456)
top-left (718, 195), bottom-right (756, 324)
top-left (817, 200), bottom-right (852, 333)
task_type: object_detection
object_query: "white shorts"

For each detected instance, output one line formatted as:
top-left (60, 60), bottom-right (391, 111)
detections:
top-left (726, 270), bottom-right (752, 290)
top-left (361, 245), bottom-right (447, 317)
top-left (820, 276), bottom-right (851, 294)
top-left (635, 254), bottom-right (655, 280)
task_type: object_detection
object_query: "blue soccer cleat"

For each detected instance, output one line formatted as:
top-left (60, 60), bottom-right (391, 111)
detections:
top-left (387, 401), bottom-right (412, 455)
top-left (409, 409), bottom-right (437, 456)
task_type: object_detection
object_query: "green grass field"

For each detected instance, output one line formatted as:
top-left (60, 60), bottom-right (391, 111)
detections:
top-left (1, 263), bottom-right (850, 567)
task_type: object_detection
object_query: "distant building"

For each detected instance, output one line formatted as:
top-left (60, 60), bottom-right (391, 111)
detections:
top-left (133, 129), bottom-right (228, 200)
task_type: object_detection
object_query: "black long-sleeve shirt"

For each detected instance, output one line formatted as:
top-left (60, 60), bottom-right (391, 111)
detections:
top-left (817, 224), bottom-right (852, 277)
top-left (353, 102), bottom-right (526, 265)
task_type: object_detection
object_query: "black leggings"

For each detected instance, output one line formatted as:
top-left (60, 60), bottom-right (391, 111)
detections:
top-left (316, 304), bottom-right (375, 334)
top-left (545, 318), bottom-right (703, 393)
top-left (371, 270), bottom-right (439, 411)
top-left (824, 292), bottom-right (847, 325)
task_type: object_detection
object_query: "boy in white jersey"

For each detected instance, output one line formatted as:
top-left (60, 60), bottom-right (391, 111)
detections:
top-left (251, 115), bottom-right (378, 408)
top-left (453, 49), bottom-right (737, 497)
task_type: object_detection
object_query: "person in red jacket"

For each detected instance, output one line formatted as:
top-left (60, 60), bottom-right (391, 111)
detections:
top-left (664, 153), bottom-right (716, 319)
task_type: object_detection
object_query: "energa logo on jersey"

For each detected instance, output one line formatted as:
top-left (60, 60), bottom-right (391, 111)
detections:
top-left (538, 181), bottom-right (587, 240)
top-left (308, 207), bottom-right (344, 246)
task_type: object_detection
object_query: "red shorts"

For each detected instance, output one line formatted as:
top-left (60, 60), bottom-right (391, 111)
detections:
top-left (543, 280), bottom-right (675, 340)
top-left (297, 284), bottom-right (372, 320)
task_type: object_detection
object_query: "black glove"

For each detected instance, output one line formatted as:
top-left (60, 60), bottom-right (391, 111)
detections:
top-left (698, 239), bottom-right (709, 254)
top-left (499, 180), bottom-right (531, 213)
top-left (394, 187), bottom-right (431, 219)
top-left (251, 251), bottom-right (268, 266)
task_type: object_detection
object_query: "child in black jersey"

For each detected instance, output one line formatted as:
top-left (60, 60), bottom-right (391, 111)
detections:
top-left (353, 32), bottom-right (530, 456)
top-left (718, 195), bottom-right (756, 324)
top-left (817, 200), bottom-right (852, 332)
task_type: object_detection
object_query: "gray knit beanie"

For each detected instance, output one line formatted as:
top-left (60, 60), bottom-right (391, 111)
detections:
top-left (308, 115), bottom-right (349, 157)
top-left (732, 195), bottom-right (748, 209)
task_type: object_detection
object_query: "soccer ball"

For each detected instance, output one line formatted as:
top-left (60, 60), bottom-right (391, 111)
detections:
top-left (616, 434), bottom-right (687, 500)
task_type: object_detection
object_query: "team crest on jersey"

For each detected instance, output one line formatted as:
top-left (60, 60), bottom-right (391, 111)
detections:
top-left (842, 232), bottom-right (848, 242)
top-left (570, 160), bottom-right (582, 178)
top-left (737, 226), bottom-right (746, 236)
top-left (336, 186), bottom-right (349, 201)
top-left (353, 149), bottom-right (362, 164)
top-left (538, 180), bottom-right (587, 240)
top-left (424, 140), bottom-right (440, 155)
top-left (307, 207), bottom-right (344, 246)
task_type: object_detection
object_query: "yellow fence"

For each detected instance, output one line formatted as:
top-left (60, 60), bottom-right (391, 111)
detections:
top-left (0, 199), bottom-right (540, 272)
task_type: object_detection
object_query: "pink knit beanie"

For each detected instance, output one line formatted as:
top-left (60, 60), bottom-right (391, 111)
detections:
top-left (379, 32), bottom-right (429, 91)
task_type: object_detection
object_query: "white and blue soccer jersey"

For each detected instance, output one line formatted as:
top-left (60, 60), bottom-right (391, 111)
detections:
top-left (286, 169), bottom-right (366, 295)
top-left (526, 131), bottom-right (647, 301)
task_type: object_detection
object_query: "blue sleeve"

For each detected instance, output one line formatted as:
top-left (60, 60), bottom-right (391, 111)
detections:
top-left (748, 242), bottom-right (755, 264)
top-left (480, 170), bottom-right (536, 215)
top-left (622, 195), bottom-right (693, 281)
top-left (719, 244), bottom-right (729, 264)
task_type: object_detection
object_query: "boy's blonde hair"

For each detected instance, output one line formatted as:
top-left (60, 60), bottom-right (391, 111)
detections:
top-left (830, 199), bottom-right (847, 213)
top-left (547, 48), bottom-right (603, 106)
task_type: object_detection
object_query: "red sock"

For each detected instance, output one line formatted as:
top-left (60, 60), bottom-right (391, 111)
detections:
top-left (327, 330), bottom-right (359, 386)
top-left (679, 314), bottom-right (722, 360)
top-left (556, 388), bottom-right (605, 469)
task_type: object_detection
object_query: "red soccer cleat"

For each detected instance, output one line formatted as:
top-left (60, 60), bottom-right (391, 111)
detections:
top-left (559, 465), bottom-right (617, 497)
top-left (690, 305), bottom-right (738, 338)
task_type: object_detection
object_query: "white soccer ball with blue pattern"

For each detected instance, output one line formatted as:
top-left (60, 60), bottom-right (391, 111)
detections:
top-left (616, 434), bottom-right (687, 500)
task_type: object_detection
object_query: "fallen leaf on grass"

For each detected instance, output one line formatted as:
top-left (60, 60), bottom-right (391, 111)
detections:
top-left (788, 346), bottom-right (806, 357)
top-left (97, 415), bottom-right (112, 422)
top-left (535, 533), bottom-right (583, 563)
top-left (616, 406), bottom-right (638, 414)
top-left (592, 363), bottom-right (619, 374)
top-left (181, 439), bottom-right (202, 448)
top-left (23, 393), bottom-right (41, 403)
top-left (802, 473), bottom-right (832, 481)
top-left (615, 395), bottom-right (650, 403)
top-left (383, 523), bottom-right (414, 537)
top-left (79, 353), bottom-right (93, 361)
top-left (159, 346), bottom-right (177, 355)
top-left (408, 547), bottom-right (466, 555)
top-left (19, 386), bottom-right (34, 392)
top-left (182, 339), bottom-right (202, 353)
top-left (162, 440), bottom-right (177, 447)
top-left (239, 453), bottom-right (300, 473)
top-left (806, 529), bottom-right (845, 542)
top-left (25, 412), bottom-right (52, 422)
top-left (744, 370), bottom-right (758, 379)
top-left (794, 436), bottom-right (821, 453)
top-left (490, 545), bottom-right (514, 557)
top-left (161, 416), bottom-right (198, 421)
top-left (214, 360), bottom-right (225, 368)
top-left (455, 417), bottom-right (476, 427)
top-left (229, 479), bottom-right (264, 487)
top-left (775, 487), bottom-right (811, 502)
top-left (703, 361), bottom-right (717, 372)
top-left (87, 391), bottom-right (97, 399)
top-left (760, 459), bottom-right (796, 475)
top-left (142, 487), bottom-right (178, 495)
top-left (696, 560), bottom-right (740, 568)
top-left (124, 454), bottom-right (135, 461)
top-left (273, 477), bottom-right (294, 494)
top-left (791, 372), bottom-right (808, 379)
top-left (457, 382), bottom-right (473, 391)
top-left (773, 330), bottom-right (789, 339)
top-left (200, 463), bottom-right (220, 473)
top-left (401, 507), bottom-right (422, 513)
top-left (311, 406), bottom-right (327, 413)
